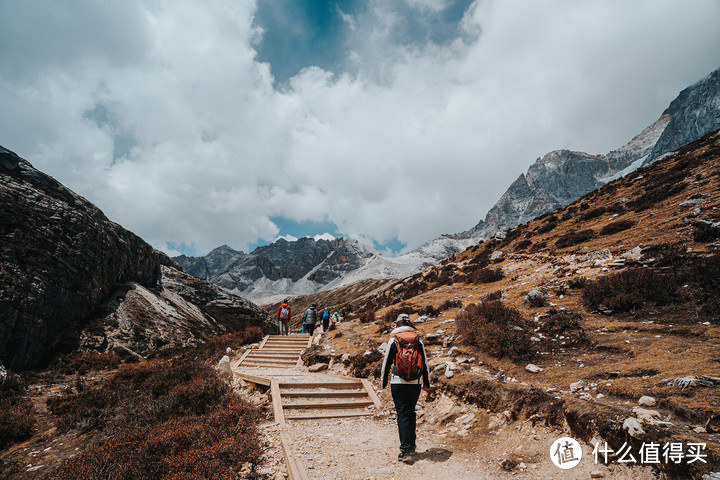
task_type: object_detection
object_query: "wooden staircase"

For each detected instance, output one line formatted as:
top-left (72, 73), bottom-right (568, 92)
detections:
top-left (238, 334), bottom-right (312, 368)
top-left (271, 378), bottom-right (383, 426)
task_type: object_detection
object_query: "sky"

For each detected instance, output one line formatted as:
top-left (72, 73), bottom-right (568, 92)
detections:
top-left (1, 0), bottom-right (719, 257)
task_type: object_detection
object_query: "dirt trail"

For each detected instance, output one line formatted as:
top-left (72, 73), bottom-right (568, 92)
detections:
top-left (233, 334), bottom-right (657, 479)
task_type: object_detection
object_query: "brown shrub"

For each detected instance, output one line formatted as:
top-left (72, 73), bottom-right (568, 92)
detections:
top-left (582, 268), bottom-right (682, 312)
top-left (483, 290), bottom-right (503, 301)
top-left (64, 351), bottom-right (122, 374)
top-left (456, 301), bottom-right (531, 360)
top-left (599, 219), bottom-right (636, 235)
top-left (555, 229), bottom-right (595, 249)
top-left (537, 310), bottom-right (589, 348)
top-left (535, 222), bottom-right (557, 234)
top-left (467, 267), bottom-right (504, 284)
top-left (438, 299), bottom-right (462, 311)
top-left (0, 373), bottom-right (35, 449)
top-left (567, 276), bottom-right (587, 289)
top-left (201, 327), bottom-right (264, 356)
top-left (515, 239), bottom-right (532, 250)
top-left (358, 308), bottom-right (377, 323)
top-left (694, 223), bottom-right (720, 242)
top-left (344, 350), bottom-right (383, 378)
top-left (581, 207), bottom-right (607, 220)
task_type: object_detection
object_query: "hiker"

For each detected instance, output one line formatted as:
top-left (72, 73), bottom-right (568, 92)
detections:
top-left (302, 304), bottom-right (319, 336)
top-left (331, 311), bottom-right (340, 323)
top-left (381, 313), bottom-right (430, 463)
top-left (321, 308), bottom-right (331, 332)
top-left (277, 299), bottom-right (291, 335)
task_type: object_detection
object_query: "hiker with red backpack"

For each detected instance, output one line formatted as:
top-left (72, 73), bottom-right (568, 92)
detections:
top-left (277, 299), bottom-right (291, 335)
top-left (381, 313), bottom-right (430, 463)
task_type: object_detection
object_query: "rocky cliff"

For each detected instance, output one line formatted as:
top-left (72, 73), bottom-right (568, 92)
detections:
top-left (0, 146), bottom-right (270, 370)
top-left (460, 66), bottom-right (720, 239)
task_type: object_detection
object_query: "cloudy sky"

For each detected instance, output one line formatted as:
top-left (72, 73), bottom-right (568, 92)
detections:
top-left (1, 0), bottom-right (719, 256)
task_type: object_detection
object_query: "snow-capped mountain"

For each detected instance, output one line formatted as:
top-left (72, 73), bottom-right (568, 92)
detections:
top-left (174, 234), bottom-right (475, 304)
top-left (459, 67), bottom-right (720, 238)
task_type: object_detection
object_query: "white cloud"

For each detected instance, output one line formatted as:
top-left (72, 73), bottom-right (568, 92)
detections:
top-left (1, 0), bottom-right (719, 256)
top-left (313, 233), bottom-right (336, 241)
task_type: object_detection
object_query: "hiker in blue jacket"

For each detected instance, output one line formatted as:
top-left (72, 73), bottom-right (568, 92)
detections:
top-left (381, 314), bottom-right (430, 463)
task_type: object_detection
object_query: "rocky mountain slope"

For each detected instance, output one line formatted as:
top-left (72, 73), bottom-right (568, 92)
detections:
top-left (460, 67), bottom-right (720, 238)
top-left (175, 234), bottom-right (475, 304)
top-left (0, 146), bottom-right (271, 370)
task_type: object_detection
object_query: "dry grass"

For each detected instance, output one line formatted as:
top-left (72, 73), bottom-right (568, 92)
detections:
top-left (0, 372), bottom-right (35, 450)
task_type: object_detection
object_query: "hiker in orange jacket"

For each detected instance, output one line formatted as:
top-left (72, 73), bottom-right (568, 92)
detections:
top-left (277, 299), bottom-right (291, 335)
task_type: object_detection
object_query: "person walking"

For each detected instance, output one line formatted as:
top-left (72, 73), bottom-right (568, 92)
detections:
top-left (302, 304), bottom-right (319, 337)
top-left (381, 313), bottom-right (430, 463)
top-left (277, 299), bottom-right (291, 335)
top-left (321, 308), bottom-right (331, 332)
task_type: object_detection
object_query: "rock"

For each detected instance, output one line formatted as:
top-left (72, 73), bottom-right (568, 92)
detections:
top-left (530, 336), bottom-right (541, 342)
top-left (694, 426), bottom-right (707, 434)
top-left (308, 363), bottom-right (328, 372)
top-left (621, 246), bottom-right (643, 262)
top-left (424, 333), bottom-right (441, 345)
top-left (680, 198), bottom-right (707, 208)
top-left (444, 366), bottom-right (454, 378)
top-left (590, 470), bottom-right (605, 478)
top-left (623, 417), bottom-right (646, 438)
top-left (525, 364), bottom-right (543, 373)
top-left (226, 347), bottom-right (233, 355)
top-left (461, 413), bottom-right (476, 424)
top-left (490, 250), bottom-right (503, 261)
top-left (447, 346), bottom-right (459, 357)
top-left (433, 364), bottom-right (446, 372)
top-left (488, 415), bottom-right (506, 430)
top-left (570, 380), bottom-right (586, 393)
top-left (632, 407), bottom-right (660, 424)
top-left (638, 395), bottom-right (656, 406)
top-left (217, 356), bottom-right (233, 382)
top-left (525, 290), bottom-right (547, 307)
top-left (413, 315), bottom-right (429, 324)
top-left (341, 353), bottom-right (351, 363)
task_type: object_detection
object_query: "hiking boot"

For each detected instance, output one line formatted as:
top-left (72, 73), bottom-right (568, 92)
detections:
top-left (398, 451), bottom-right (413, 463)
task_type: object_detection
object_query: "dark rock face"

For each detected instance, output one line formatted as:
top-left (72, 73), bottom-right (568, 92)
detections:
top-left (0, 146), bottom-right (164, 370)
top-left (79, 266), bottom-right (274, 357)
top-left (646, 68), bottom-right (720, 164)
top-left (174, 237), bottom-right (375, 297)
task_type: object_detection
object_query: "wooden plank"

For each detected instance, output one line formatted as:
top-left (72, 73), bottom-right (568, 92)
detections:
top-left (306, 336), bottom-right (313, 348)
top-left (280, 391), bottom-right (369, 398)
top-left (245, 353), bottom-right (301, 359)
top-left (278, 381), bottom-right (362, 389)
top-left (280, 431), bottom-right (309, 480)
top-left (271, 379), bottom-right (285, 427)
top-left (282, 400), bottom-right (373, 409)
top-left (285, 411), bottom-right (372, 420)
top-left (361, 379), bottom-right (383, 410)
top-left (237, 349), bottom-right (252, 366)
top-left (259, 335), bottom-right (269, 349)
top-left (234, 371), bottom-right (271, 386)
top-left (295, 356), bottom-right (303, 369)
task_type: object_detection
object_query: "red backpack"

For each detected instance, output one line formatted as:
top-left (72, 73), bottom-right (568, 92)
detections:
top-left (394, 331), bottom-right (424, 381)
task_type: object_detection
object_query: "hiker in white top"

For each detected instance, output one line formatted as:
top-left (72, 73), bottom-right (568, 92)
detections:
top-left (381, 314), bottom-right (430, 463)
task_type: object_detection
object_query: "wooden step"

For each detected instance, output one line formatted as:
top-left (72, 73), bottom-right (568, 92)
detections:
top-left (280, 391), bottom-right (369, 398)
top-left (241, 362), bottom-right (298, 368)
top-left (278, 381), bottom-right (362, 389)
top-left (242, 359), bottom-right (298, 365)
top-left (246, 353), bottom-right (300, 359)
top-left (283, 400), bottom-right (373, 410)
top-left (284, 411), bottom-right (373, 420)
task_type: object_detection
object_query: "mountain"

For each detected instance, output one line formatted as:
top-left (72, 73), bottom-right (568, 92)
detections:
top-left (460, 67), bottom-right (720, 238)
top-left (174, 234), bottom-right (476, 304)
top-left (0, 146), bottom-right (271, 370)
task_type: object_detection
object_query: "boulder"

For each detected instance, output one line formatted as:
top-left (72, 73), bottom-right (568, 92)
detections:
top-left (217, 355), bottom-right (233, 382)
top-left (413, 315), bottom-right (430, 324)
top-left (525, 290), bottom-right (547, 307)
top-left (623, 417), bottom-right (645, 438)
top-left (525, 364), bottom-right (543, 373)
top-left (638, 395), bottom-right (656, 406)
top-left (308, 363), bottom-right (329, 372)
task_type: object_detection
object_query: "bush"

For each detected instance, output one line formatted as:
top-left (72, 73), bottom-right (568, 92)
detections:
top-left (344, 350), bottom-right (383, 378)
top-left (483, 290), bottom-right (503, 301)
top-left (456, 301), bottom-right (531, 360)
top-left (599, 219), bottom-right (636, 235)
top-left (202, 327), bottom-right (264, 356)
top-left (567, 276), bottom-right (587, 289)
top-left (358, 308), bottom-right (377, 323)
top-left (537, 310), bottom-right (589, 347)
top-left (438, 299), bottom-right (462, 311)
top-left (536, 222), bottom-right (557, 234)
top-left (46, 359), bottom-right (261, 479)
top-left (64, 351), bottom-right (122, 374)
top-left (555, 229), bottom-right (595, 249)
top-left (581, 207), bottom-right (607, 220)
top-left (515, 239), bottom-right (532, 250)
top-left (467, 267), bottom-right (504, 284)
top-left (694, 223), bottom-right (720, 242)
top-left (0, 373), bottom-right (35, 449)
top-left (582, 268), bottom-right (681, 312)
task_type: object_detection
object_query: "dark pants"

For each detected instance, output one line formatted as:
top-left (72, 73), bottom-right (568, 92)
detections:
top-left (278, 320), bottom-right (289, 335)
top-left (391, 383), bottom-right (421, 453)
top-left (323, 318), bottom-right (330, 332)
top-left (304, 323), bottom-right (315, 336)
